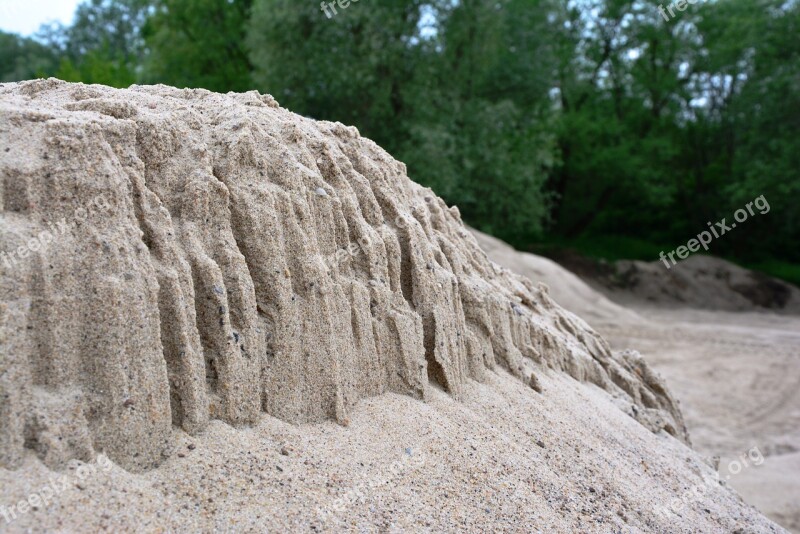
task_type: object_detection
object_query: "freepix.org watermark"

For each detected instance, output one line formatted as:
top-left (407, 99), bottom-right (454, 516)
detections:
top-left (0, 193), bottom-right (111, 269)
top-left (1, 455), bottom-right (113, 525)
top-left (320, 0), bottom-right (362, 19)
top-left (658, 0), bottom-right (705, 22)
top-left (655, 445), bottom-right (764, 518)
top-left (316, 450), bottom-right (426, 522)
top-left (326, 213), bottom-right (414, 270)
top-left (659, 195), bottom-right (769, 269)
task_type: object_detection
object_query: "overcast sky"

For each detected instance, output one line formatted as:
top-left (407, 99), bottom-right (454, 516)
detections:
top-left (0, 0), bottom-right (81, 36)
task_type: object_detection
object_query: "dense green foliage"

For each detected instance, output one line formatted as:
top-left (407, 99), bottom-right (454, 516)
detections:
top-left (33, 0), bottom-right (147, 86)
top-left (1, 0), bottom-right (798, 273)
top-left (141, 0), bottom-right (253, 92)
top-left (0, 32), bottom-right (58, 81)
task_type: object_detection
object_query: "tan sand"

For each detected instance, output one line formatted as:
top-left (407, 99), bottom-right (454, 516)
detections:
top-left (0, 80), bottom-right (787, 532)
top-left (473, 230), bottom-right (642, 324)
top-left (599, 308), bottom-right (800, 533)
top-left (476, 229), bottom-right (800, 532)
top-left (0, 369), bottom-right (785, 532)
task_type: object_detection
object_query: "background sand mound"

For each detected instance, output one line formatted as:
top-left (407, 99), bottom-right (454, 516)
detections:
top-left (548, 251), bottom-right (800, 314)
top-left (1, 79), bottom-right (684, 473)
top-left (472, 230), bottom-right (642, 325)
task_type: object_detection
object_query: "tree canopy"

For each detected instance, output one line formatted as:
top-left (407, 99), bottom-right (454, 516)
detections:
top-left (2, 0), bottom-right (798, 280)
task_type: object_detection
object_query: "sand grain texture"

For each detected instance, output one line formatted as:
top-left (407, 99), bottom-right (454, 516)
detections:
top-left (477, 228), bottom-right (800, 532)
top-left (0, 80), bottom-right (786, 533)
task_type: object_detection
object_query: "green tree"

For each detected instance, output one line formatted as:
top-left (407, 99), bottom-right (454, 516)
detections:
top-left (141, 0), bottom-right (254, 92)
top-left (424, 0), bottom-right (557, 241)
top-left (0, 31), bottom-right (59, 82)
top-left (36, 0), bottom-right (148, 87)
top-left (697, 0), bottom-right (800, 260)
top-left (247, 0), bottom-right (428, 154)
top-left (547, 0), bottom-right (694, 239)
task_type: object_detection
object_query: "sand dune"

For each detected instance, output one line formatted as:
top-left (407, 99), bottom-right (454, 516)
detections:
top-left (0, 80), bottom-right (788, 532)
top-left (472, 230), bottom-right (643, 325)
top-left (548, 251), bottom-right (800, 314)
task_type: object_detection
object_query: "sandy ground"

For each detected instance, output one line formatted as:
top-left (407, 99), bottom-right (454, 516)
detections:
top-left (595, 307), bottom-right (800, 533)
top-left (473, 230), bottom-right (800, 532)
top-left (0, 370), bottom-right (783, 532)
top-left (0, 82), bottom-right (790, 533)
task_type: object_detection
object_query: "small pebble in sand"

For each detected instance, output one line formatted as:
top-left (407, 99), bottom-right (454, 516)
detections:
top-left (314, 187), bottom-right (328, 197)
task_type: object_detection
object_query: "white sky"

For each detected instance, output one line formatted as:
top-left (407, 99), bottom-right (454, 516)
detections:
top-left (0, 0), bottom-right (82, 36)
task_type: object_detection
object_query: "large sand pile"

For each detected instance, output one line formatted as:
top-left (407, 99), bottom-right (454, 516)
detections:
top-left (0, 80), bottom-right (786, 532)
top-left (549, 251), bottom-right (800, 314)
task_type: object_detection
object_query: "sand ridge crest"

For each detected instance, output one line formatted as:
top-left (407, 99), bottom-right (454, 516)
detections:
top-left (1, 79), bottom-right (685, 472)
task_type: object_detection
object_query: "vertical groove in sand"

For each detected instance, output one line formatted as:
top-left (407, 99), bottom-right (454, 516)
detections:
top-left (1, 79), bottom-right (687, 472)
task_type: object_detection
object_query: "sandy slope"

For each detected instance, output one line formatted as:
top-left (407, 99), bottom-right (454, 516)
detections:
top-left (598, 308), bottom-right (800, 533)
top-left (0, 371), bottom-right (784, 532)
top-left (473, 231), bottom-right (642, 324)
top-left (475, 229), bottom-right (800, 532)
top-left (0, 81), bottom-right (788, 533)
top-left (0, 79), bottom-right (686, 473)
